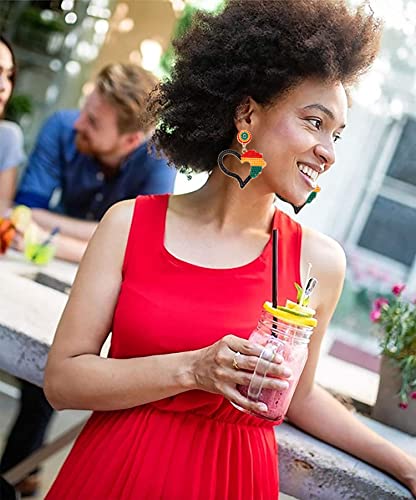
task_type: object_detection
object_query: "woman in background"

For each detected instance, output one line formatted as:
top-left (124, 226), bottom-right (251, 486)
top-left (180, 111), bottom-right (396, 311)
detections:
top-left (0, 35), bottom-right (24, 215)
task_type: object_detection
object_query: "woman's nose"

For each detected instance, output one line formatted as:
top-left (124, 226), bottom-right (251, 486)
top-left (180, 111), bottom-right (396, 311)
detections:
top-left (314, 141), bottom-right (335, 168)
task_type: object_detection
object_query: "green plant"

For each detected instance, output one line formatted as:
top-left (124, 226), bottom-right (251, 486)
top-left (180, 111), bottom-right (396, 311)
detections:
top-left (18, 7), bottom-right (67, 33)
top-left (371, 284), bottom-right (416, 408)
top-left (159, 1), bottom-right (225, 77)
top-left (5, 94), bottom-right (33, 123)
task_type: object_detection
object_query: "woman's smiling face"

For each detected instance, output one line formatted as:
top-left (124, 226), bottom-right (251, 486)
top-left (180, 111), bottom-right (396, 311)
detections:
top-left (246, 79), bottom-right (348, 206)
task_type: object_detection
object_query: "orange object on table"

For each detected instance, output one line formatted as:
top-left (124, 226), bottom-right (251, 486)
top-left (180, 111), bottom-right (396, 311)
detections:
top-left (0, 218), bottom-right (16, 254)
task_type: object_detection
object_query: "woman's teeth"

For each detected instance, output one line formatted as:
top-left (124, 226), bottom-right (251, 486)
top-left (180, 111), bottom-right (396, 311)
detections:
top-left (297, 163), bottom-right (318, 182)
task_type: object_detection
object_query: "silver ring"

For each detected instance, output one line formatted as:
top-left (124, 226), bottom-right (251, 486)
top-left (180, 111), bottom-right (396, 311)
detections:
top-left (232, 351), bottom-right (241, 370)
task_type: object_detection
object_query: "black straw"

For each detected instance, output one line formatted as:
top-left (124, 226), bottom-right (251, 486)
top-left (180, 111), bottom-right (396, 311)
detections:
top-left (271, 229), bottom-right (278, 338)
top-left (272, 229), bottom-right (278, 308)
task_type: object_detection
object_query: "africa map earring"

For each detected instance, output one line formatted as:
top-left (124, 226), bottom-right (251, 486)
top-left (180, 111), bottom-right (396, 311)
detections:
top-left (276, 185), bottom-right (321, 214)
top-left (291, 186), bottom-right (321, 213)
top-left (305, 186), bottom-right (321, 205)
top-left (217, 130), bottom-right (267, 188)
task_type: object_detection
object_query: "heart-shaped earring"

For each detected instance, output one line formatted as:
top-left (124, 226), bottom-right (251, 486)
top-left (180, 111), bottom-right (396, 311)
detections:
top-left (217, 130), bottom-right (267, 188)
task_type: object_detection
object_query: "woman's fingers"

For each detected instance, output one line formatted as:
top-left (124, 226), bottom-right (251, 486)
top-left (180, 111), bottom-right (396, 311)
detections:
top-left (220, 335), bottom-right (292, 380)
top-left (226, 367), bottom-right (290, 390)
top-left (229, 351), bottom-right (291, 379)
top-left (222, 334), bottom-right (265, 358)
top-left (223, 386), bottom-right (270, 414)
top-left (194, 334), bottom-right (292, 402)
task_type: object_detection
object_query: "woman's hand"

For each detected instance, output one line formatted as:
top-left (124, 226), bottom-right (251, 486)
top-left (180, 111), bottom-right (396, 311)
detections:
top-left (191, 334), bottom-right (292, 414)
top-left (11, 220), bottom-right (47, 253)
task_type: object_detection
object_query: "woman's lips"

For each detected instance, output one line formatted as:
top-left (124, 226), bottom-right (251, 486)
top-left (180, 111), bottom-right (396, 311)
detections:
top-left (298, 168), bottom-right (317, 189)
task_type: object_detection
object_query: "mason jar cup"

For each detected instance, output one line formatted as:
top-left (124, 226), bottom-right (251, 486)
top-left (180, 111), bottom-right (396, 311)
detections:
top-left (233, 302), bottom-right (317, 421)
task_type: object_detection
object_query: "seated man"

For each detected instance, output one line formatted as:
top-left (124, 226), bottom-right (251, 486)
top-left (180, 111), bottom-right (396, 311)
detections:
top-left (15, 63), bottom-right (176, 262)
top-left (1, 63), bottom-right (176, 497)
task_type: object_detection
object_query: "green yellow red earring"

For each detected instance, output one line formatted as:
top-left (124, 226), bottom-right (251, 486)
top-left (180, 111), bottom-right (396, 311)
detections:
top-left (290, 186), bottom-right (321, 214)
top-left (276, 185), bottom-right (321, 214)
top-left (305, 185), bottom-right (321, 205)
top-left (217, 129), bottom-right (267, 188)
top-left (237, 130), bottom-right (252, 153)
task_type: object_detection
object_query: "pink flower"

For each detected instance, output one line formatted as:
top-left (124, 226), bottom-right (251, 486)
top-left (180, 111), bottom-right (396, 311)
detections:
top-left (392, 283), bottom-right (406, 296)
top-left (411, 392), bottom-right (416, 400)
top-left (370, 309), bottom-right (381, 322)
top-left (373, 297), bottom-right (389, 310)
top-left (399, 402), bottom-right (408, 409)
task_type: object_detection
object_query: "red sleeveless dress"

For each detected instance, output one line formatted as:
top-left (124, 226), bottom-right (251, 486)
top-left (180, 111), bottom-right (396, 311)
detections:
top-left (46, 194), bottom-right (302, 500)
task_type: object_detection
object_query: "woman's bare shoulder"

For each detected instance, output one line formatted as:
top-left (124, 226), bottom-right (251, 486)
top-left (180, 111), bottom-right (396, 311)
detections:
top-left (301, 225), bottom-right (346, 280)
top-left (82, 199), bottom-right (136, 270)
top-left (99, 199), bottom-right (136, 236)
top-left (300, 225), bottom-right (346, 313)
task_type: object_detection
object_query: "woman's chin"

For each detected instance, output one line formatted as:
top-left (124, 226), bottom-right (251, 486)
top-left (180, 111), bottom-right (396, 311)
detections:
top-left (275, 191), bottom-right (307, 208)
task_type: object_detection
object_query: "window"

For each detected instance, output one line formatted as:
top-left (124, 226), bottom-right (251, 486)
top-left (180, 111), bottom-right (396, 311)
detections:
top-left (386, 118), bottom-right (416, 187)
top-left (351, 116), bottom-right (416, 277)
top-left (358, 196), bottom-right (416, 266)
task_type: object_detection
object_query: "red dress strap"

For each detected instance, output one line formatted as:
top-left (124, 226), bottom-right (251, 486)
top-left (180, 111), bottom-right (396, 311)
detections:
top-left (122, 194), bottom-right (168, 277)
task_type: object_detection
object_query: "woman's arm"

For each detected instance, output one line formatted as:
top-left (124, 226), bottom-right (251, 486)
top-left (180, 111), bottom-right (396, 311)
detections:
top-left (289, 385), bottom-right (416, 494)
top-left (31, 209), bottom-right (97, 241)
top-left (287, 228), bottom-right (416, 495)
top-left (31, 210), bottom-right (97, 263)
top-left (44, 200), bottom-right (195, 411)
top-left (0, 167), bottom-right (17, 214)
top-left (45, 200), bottom-right (290, 413)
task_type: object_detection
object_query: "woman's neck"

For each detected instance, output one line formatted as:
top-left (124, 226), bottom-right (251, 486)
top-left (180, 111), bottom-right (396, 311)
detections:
top-left (177, 168), bottom-right (276, 236)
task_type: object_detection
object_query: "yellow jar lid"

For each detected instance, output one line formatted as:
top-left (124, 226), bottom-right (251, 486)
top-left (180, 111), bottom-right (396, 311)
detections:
top-left (263, 301), bottom-right (318, 328)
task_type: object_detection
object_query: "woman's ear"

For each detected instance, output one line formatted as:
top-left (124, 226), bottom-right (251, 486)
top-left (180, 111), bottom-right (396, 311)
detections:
top-left (234, 97), bottom-right (259, 129)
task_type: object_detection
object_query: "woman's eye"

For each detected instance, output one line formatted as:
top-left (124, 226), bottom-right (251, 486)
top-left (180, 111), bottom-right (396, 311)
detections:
top-left (308, 118), bottom-right (321, 130)
top-left (334, 134), bottom-right (342, 143)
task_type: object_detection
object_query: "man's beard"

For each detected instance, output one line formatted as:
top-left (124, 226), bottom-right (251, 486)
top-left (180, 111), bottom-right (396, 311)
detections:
top-left (75, 132), bottom-right (96, 156)
top-left (75, 132), bottom-right (121, 175)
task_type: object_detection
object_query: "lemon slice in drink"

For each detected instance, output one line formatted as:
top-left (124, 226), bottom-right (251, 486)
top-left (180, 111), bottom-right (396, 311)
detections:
top-left (285, 300), bottom-right (316, 317)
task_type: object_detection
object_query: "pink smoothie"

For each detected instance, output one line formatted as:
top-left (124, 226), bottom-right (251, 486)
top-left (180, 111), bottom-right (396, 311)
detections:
top-left (237, 328), bottom-right (309, 421)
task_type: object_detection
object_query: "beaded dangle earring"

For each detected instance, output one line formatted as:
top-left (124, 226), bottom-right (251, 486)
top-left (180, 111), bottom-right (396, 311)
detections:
top-left (293, 186), bottom-right (321, 214)
top-left (217, 130), bottom-right (267, 188)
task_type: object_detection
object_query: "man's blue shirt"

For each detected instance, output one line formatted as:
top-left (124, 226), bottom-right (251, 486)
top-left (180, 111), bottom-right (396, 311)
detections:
top-left (15, 110), bottom-right (176, 221)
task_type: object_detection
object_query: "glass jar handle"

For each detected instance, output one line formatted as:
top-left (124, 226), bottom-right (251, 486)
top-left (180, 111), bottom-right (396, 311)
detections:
top-left (247, 340), bottom-right (285, 401)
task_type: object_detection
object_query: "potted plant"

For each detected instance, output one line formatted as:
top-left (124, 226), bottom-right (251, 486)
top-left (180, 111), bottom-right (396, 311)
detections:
top-left (371, 284), bottom-right (416, 435)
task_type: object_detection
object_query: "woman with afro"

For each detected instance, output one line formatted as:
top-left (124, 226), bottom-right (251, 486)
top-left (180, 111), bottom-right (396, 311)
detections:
top-left (44, 1), bottom-right (416, 498)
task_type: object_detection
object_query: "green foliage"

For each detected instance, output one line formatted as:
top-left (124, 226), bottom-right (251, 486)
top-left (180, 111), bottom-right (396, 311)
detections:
top-left (5, 94), bottom-right (33, 123)
top-left (18, 7), bottom-right (67, 33)
top-left (332, 280), bottom-right (380, 334)
top-left (160, 5), bottom-right (199, 77)
top-left (159, 1), bottom-right (225, 78)
top-left (372, 288), bottom-right (416, 404)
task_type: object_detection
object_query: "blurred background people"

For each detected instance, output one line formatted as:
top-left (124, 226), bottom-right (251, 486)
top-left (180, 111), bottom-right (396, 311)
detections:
top-left (1, 62), bottom-right (176, 497)
top-left (0, 36), bottom-right (25, 216)
top-left (14, 63), bottom-right (176, 263)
